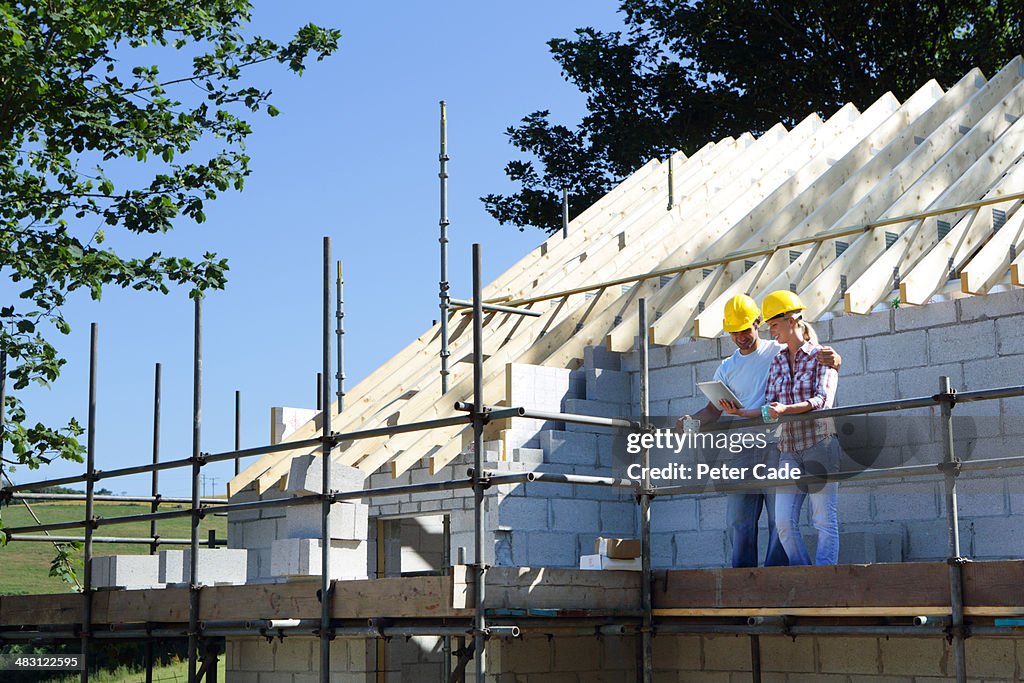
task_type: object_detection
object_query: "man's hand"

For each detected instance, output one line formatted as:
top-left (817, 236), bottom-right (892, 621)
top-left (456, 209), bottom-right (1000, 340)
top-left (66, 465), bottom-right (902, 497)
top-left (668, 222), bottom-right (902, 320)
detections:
top-left (820, 345), bottom-right (842, 371)
top-left (767, 402), bottom-right (787, 420)
top-left (718, 399), bottom-right (742, 416)
top-left (675, 415), bottom-right (691, 434)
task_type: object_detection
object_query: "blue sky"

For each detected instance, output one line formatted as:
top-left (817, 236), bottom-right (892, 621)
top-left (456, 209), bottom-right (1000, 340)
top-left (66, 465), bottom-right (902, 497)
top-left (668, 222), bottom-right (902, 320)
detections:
top-left (7, 2), bottom-right (627, 496)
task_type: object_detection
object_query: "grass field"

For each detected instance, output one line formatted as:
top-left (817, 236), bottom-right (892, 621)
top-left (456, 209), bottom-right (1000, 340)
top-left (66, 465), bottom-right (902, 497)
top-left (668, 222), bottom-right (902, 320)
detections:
top-left (0, 501), bottom-right (228, 595)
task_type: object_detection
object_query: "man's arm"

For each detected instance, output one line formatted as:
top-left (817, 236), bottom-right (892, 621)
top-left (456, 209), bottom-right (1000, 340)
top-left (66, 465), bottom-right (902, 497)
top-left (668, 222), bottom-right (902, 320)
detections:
top-left (819, 345), bottom-right (842, 371)
top-left (676, 402), bottom-right (721, 432)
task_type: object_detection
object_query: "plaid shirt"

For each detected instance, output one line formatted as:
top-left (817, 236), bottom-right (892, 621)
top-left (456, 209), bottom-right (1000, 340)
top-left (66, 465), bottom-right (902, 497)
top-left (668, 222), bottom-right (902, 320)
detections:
top-left (764, 342), bottom-right (839, 452)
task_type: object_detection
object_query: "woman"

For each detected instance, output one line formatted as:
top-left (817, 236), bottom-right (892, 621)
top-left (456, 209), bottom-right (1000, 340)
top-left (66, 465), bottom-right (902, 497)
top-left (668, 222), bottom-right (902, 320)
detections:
top-left (721, 290), bottom-right (840, 565)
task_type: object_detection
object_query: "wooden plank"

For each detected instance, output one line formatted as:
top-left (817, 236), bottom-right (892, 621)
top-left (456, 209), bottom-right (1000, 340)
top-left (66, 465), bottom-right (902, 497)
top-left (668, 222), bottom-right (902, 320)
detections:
top-left (1013, 248), bottom-right (1024, 286)
top-left (960, 202), bottom-right (1024, 294)
top-left (652, 563), bottom-right (952, 610)
top-left (653, 607), bottom-right (952, 617)
top-left (0, 592), bottom-right (81, 626)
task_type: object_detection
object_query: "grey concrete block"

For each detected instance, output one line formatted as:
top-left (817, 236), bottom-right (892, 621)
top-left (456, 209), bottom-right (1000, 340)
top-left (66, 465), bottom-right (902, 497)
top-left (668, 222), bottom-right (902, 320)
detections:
top-left (865, 330), bottom-right (927, 371)
top-left (158, 549), bottom-right (184, 583)
top-left (181, 548), bottom-right (249, 585)
top-left (498, 497), bottom-right (549, 530)
top-left (956, 478), bottom-right (1006, 517)
top-left (512, 447), bottom-right (544, 464)
top-left (831, 310), bottom-right (891, 340)
top-left (996, 315), bottom-right (1024, 356)
top-left (285, 501), bottom-right (368, 540)
top-left (539, 431), bottom-right (599, 466)
top-left (621, 351), bottom-right (640, 373)
top-left (600, 501), bottom-right (638, 534)
top-left (649, 365), bottom-right (693, 402)
top-left (92, 554), bottom-right (162, 590)
top-left (879, 636), bottom-right (949, 676)
top-left (837, 492), bottom-right (872, 523)
top-left (650, 533), bottom-right (674, 568)
top-left (552, 499), bottom-right (600, 531)
top-left (894, 299), bottom-right (958, 330)
top-left (830, 339), bottom-right (864, 376)
top-left (269, 538), bottom-right (367, 579)
top-left (872, 482), bottom-right (938, 521)
top-left (817, 635), bottom-right (881, 674)
top-left (586, 368), bottom-right (630, 401)
top-left (897, 363), bottom-right (963, 399)
top-left (973, 517), bottom-right (1024, 558)
top-left (698, 495), bottom-right (728, 530)
top-left (962, 355), bottom-right (1021, 392)
top-left (958, 289), bottom-right (1024, 321)
top-left (929, 320), bottom-right (996, 365)
top-left (673, 530), bottom-right (727, 568)
top-left (648, 346), bottom-right (671, 369)
top-left (527, 531), bottom-right (579, 567)
top-left (668, 338), bottom-right (720, 365)
top-left (584, 344), bottom-right (622, 371)
top-left (652, 498), bottom-right (698, 532)
top-left (964, 635), bottom-right (1019, 679)
top-left (906, 519), bottom-right (951, 561)
top-left (836, 372), bottom-right (898, 404)
top-left (286, 454), bottom-right (365, 497)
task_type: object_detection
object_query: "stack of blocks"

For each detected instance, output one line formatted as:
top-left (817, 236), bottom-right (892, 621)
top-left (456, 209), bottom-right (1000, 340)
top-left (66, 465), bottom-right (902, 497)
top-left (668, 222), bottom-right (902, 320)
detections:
top-left (157, 548), bottom-right (248, 586)
top-left (268, 453), bottom-right (370, 581)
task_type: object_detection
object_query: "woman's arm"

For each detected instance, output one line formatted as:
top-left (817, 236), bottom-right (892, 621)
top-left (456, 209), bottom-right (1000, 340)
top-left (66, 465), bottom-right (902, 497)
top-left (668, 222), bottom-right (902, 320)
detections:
top-left (768, 351), bottom-right (838, 418)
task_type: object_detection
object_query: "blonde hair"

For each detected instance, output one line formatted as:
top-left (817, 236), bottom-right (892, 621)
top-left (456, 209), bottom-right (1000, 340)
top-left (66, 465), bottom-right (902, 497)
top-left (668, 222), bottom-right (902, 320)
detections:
top-left (796, 317), bottom-right (818, 345)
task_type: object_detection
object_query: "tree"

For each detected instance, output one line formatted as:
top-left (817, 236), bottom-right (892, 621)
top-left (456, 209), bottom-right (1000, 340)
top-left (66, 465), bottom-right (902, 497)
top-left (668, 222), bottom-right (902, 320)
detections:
top-left (0, 4), bottom-right (338, 486)
top-left (484, 0), bottom-right (1024, 233)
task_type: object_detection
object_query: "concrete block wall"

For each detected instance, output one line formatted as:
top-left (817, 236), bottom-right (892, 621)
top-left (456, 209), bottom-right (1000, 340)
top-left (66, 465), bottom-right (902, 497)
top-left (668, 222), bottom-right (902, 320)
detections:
top-left (225, 636), bottom-right (374, 683)
top-left (622, 289), bottom-right (1024, 568)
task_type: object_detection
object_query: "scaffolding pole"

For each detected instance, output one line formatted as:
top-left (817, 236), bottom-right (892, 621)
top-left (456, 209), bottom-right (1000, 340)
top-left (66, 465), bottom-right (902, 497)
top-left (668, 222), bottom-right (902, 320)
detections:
top-left (234, 389), bottom-right (241, 476)
top-left (471, 243), bottom-right (487, 683)
top-left (336, 260), bottom-right (345, 412)
top-left (320, 236), bottom-right (334, 682)
top-left (150, 363), bottom-right (162, 556)
top-left (187, 297), bottom-right (202, 683)
top-left (439, 100), bottom-right (451, 395)
top-left (81, 323), bottom-right (97, 683)
top-left (638, 300), bottom-right (652, 683)
top-left (939, 375), bottom-right (968, 683)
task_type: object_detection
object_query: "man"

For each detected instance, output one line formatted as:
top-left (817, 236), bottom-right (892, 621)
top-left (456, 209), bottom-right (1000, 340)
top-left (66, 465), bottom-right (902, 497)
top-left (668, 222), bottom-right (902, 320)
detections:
top-left (676, 294), bottom-right (841, 568)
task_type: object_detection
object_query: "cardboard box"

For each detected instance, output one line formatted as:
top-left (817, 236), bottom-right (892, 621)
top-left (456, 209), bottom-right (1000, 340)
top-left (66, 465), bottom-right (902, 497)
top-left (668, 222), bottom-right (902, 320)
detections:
top-left (579, 554), bottom-right (642, 571)
top-left (595, 537), bottom-right (641, 559)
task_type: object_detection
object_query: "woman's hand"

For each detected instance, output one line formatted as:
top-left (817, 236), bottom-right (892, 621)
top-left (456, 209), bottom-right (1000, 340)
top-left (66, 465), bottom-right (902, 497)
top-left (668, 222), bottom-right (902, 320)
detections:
top-left (767, 402), bottom-right (787, 419)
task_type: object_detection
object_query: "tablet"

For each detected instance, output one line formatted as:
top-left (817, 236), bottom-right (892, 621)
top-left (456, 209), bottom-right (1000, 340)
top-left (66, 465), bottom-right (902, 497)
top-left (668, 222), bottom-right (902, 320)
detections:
top-left (696, 380), bottom-right (743, 409)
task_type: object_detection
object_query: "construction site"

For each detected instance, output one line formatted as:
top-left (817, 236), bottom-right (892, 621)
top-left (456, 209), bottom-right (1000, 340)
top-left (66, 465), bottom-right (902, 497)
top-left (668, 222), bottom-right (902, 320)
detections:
top-left (5, 55), bottom-right (1024, 683)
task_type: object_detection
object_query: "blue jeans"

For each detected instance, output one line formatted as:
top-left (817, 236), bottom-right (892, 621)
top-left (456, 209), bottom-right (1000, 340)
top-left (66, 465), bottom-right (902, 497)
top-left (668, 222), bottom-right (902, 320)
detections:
top-left (775, 436), bottom-right (840, 566)
top-left (726, 444), bottom-right (788, 568)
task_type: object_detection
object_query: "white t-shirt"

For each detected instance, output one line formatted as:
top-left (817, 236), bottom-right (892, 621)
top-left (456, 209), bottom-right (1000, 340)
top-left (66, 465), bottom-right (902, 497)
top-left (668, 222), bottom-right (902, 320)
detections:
top-left (712, 339), bottom-right (784, 410)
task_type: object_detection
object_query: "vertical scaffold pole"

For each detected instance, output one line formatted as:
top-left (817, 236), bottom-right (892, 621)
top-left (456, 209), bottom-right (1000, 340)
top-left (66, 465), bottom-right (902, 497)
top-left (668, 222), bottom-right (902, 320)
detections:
top-left (187, 297), bottom-right (202, 683)
top-left (149, 363), bottom-right (162, 556)
top-left (336, 261), bottom-right (345, 412)
top-left (0, 349), bottom-right (6, 496)
top-left (637, 302), bottom-right (653, 683)
top-left (471, 243), bottom-right (487, 683)
top-left (320, 236), bottom-right (335, 681)
top-left (234, 390), bottom-right (241, 476)
top-left (81, 323), bottom-right (98, 683)
top-left (146, 362), bottom-right (161, 683)
top-left (939, 375), bottom-right (967, 683)
top-left (439, 100), bottom-right (451, 395)
top-left (666, 155), bottom-right (674, 211)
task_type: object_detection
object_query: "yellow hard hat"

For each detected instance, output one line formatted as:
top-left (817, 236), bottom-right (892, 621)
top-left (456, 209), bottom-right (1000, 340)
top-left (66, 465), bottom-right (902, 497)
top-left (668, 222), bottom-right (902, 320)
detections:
top-left (722, 294), bottom-right (761, 332)
top-left (762, 290), bottom-right (806, 321)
